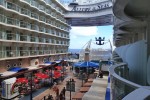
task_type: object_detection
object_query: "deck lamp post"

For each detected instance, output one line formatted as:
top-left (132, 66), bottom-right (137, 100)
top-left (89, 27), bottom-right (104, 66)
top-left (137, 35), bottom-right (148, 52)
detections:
top-left (66, 78), bottom-right (75, 100)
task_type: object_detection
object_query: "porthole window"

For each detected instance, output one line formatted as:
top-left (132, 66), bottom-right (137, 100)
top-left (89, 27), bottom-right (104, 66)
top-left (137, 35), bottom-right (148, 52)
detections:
top-left (13, 63), bottom-right (17, 67)
top-left (7, 64), bottom-right (11, 69)
top-left (19, 62), bottom-right (22, 66)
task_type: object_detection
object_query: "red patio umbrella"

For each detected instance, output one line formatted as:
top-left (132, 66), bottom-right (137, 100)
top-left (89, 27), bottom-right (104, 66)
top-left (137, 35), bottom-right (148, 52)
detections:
top-left (34, 79), bottom-right (39, 83)
top-left (55, 66), bottom-right (62, 70)
top-left (16, 78), bottom-right (28, 83)
top-left (54, 71), bottom-right (61, 78)
top-left (35, 73), bottom-right (49, 79)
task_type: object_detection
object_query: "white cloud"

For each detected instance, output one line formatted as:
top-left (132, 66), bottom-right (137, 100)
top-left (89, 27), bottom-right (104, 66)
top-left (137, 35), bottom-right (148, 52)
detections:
top-left (70, 26), bottom-right (98, 37)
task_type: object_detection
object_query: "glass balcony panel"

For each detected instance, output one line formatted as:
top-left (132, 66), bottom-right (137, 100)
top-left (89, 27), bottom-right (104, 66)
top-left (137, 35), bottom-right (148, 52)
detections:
top-left (21, 8), bottom-right (28, 15)
top-left (45, 50), bottom-right (50, 54)
top-left (20, 35), bottom-right (27, 41)
top-left (0, 51), bottom-right (5, 58)
top-left (6, 33), bottom-right (16, 40)
top-left (0, 0), bottom-right (4, 6)
top-left (46, 9), bottom-right (51, 15)
top-left (7, 17), bottom-right (14, 25)
top-left (0, 31), bottom-right (6, 39)
top-left (0, 14), bottom-right (6, 23)
top-left (39, 38), bottom-right (44, 42)
top-left (20, 21), bottom-right (28, 28)
top-left (111, 76), bottom-right (135, 100)
top-left (39, 50), bottom-right (44, 55)
top-left (30, 50), bottom-right (37, 55)
top-left (31, 24), bottom-right (39, 31)
top-left (39, 5), bottom-right (45, 12)
top-left (39, 27), bottom-right (45, 32)
top-left (6, 50), bottom-right (16, 57)
top-left (45, 29), bottom-right (49, 33)
top-left (31, 0), bottom-right (39, 8)
top-left (20, 50), bottom-right (29, 56)
top-left (7, 2), bottom-right (15, 10)
top-left (23, 0), bottom-right (31, 4)
top-left (31, 12), bottom-right (38, 19)
top-left (45, 39), bottom-right (49, 43)
top-left (30, 36), bottom-right (36, 42)
top-left (39, 16), bottom-right (46, 22)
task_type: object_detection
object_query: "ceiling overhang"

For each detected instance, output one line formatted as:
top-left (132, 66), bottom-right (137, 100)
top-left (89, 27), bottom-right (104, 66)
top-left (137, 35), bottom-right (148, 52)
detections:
top-left (66, 14), bottom-right (113, 26)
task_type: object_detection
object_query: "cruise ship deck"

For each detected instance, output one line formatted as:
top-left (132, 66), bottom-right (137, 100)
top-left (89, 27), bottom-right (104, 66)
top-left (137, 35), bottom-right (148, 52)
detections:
top-left (1, 0), bottom-right (150, 100)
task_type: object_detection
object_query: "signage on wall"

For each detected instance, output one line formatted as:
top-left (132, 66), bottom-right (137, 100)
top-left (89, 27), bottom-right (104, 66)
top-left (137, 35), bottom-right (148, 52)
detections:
top-left (71, 1), bottom-right (112, 12)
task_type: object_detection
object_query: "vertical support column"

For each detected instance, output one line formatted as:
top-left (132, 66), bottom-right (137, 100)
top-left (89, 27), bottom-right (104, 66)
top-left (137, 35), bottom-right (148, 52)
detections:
top-left (146, 19), bottom-right (150, 85)
top-left (147, 20), bottom-right (150, 59)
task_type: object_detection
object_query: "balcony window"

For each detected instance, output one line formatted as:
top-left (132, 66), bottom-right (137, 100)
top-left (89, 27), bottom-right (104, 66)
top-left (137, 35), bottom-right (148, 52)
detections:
top-left (20, 35), bottom-right (27, 41)
top-left (6, 47), bottom-right (12, 57)
top-left (21, 8), bottom-right (28, 15)
top-left (39, 16), bottom-right (46, 22)
top-left (7, 2), bottom-right (14, 9)
top-left (39, 5), bottom-right (45, 11)
top-left (0, 14), bottom-right (6, 23)
top-left (31, 12), bottom-right (38, 19)
top-left (31, 24), bottom-right (39, 31)
top-left (46, 9), bottom-right (51, 15)
top-left (30, 36), bottom-right (36, 42)
top-left (45, 39), bottom-right (49, 43)
top-left (7, 17), bottom-right (14, 25)
top-left (39, 27), bottom-right (45, 32)
top-left (39, 38), bottom-right (44, 42)
top-left (20, 21), bottom-right (27, 28)
top-left (31, 0), bottom-right (39, 8)
top-left (0, 31), bottom-right (5, 39)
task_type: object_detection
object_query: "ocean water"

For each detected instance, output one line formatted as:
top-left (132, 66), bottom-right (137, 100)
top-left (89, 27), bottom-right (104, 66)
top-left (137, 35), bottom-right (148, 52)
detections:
top-left (68, 49), bottom-right (81, 54)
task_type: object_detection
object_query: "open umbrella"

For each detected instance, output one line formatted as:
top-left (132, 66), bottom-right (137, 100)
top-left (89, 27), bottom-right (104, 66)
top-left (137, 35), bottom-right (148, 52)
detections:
top-left (55, 66), bottom-right (62, 70)
top-left (54, 71), bottom-right (61, 78)
top-left (35, 73), bottom-right (49, 79)
top-left (16, 78), bottom-right (28, 83)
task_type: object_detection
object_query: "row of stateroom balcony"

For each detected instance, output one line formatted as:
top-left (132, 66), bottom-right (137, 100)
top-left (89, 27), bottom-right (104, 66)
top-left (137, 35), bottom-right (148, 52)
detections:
top-left (0, 49), bottom-right (68, 58)
top-left (0, 31), bottom-right (69, 45)
top-left (0, 14), bottom-right (69, 33)
top-left (0, 0), bottom-right (67, 26)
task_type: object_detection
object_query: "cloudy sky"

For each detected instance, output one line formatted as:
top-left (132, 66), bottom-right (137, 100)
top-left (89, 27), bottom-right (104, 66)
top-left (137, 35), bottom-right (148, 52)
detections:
top-left (69, 25), bottom-right (114, 49)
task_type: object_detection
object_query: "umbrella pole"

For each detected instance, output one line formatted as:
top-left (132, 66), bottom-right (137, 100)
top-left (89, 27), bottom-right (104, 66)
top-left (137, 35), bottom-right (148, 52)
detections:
top-left (30, 72), bottom-right (33, 100)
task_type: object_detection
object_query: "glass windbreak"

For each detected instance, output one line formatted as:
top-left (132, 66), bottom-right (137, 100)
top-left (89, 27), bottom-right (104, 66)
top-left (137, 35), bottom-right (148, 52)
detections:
top-left (111, 76), bottom-right (136, 100)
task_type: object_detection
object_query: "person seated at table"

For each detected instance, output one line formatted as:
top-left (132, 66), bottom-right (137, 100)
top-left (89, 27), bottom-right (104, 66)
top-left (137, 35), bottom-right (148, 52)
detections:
top-left (98, 71), bottom-right (103, 78)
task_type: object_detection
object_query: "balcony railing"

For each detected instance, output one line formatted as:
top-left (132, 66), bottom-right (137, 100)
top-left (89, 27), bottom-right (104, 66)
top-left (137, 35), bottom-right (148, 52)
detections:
top-left (109, 62), bottom-right (150, 100)
top-left (0, 14), bottom-right (69, 39)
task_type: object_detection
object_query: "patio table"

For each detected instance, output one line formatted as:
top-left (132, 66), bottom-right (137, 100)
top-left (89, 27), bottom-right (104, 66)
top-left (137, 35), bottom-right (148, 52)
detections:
top-left (72, 92), bottom-right (85, 100)
top-left (79, 87), bottom-right (90, 93)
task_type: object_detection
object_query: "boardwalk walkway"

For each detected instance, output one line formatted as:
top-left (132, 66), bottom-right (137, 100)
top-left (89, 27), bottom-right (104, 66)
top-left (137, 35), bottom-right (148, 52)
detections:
top-left (82, 76), bottom-right (108, 100)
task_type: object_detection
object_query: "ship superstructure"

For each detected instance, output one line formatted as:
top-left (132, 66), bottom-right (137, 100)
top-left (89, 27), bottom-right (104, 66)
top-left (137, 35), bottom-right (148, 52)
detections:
top-left (0, 0), bottom-right (70, 71)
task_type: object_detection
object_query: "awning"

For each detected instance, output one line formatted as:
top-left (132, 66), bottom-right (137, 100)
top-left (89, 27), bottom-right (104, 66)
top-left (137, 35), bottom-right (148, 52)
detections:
top-left (8, 67), bottom-right (28, 72)
top-left (0, 71), bottom-right (17, 77)
top-left (74, 61), bottom-right (99, 68)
